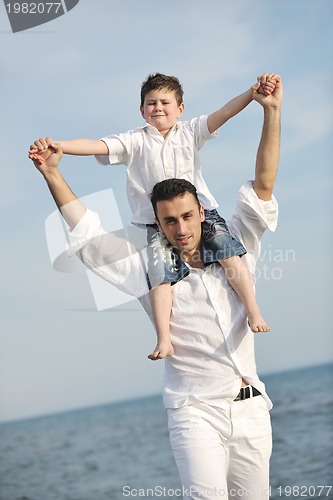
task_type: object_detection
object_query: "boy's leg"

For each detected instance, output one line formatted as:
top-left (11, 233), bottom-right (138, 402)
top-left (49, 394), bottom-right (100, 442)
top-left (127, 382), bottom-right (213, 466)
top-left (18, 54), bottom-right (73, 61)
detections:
top-left (148, 283), bottom-right (174, 360)
top-left (219, 256), bottom-right (270, 332)
top-left (146, 226), bottom-right (173, 360)
top-left (146, 226), bottom-right (189, 360)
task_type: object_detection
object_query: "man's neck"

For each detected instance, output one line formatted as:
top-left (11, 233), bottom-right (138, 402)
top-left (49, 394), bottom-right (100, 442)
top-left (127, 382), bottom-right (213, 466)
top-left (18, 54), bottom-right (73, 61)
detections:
top-left (181, 250), bottom-right (204, 270)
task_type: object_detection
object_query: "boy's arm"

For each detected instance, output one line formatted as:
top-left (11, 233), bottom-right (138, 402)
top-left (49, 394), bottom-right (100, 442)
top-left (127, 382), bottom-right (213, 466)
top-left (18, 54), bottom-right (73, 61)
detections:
top-left (29, 137), bottom-right (108, 158)
top-left (60, 138), bottom-right (108, 155)
top-left (207, 88), bottom-right (253, 134)
top-left (207, 74), bottom-right (277, 134)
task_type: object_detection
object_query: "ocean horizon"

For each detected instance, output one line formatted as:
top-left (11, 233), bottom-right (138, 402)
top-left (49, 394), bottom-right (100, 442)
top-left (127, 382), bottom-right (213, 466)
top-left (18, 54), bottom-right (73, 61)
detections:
top-left (1, 362), bottom-right (332, 499)
top-left (2, 361), bottom-right (329, 425)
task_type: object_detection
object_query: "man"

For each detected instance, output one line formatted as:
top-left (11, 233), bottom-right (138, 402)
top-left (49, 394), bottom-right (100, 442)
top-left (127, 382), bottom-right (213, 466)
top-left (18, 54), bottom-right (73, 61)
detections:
top-left (30, 74), bottom-right (283, 500)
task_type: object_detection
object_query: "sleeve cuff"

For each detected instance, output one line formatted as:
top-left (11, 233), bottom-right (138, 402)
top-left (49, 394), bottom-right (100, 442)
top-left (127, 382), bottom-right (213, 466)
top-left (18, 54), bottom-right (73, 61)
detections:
top-left (95, 138), bottom-right (110, 166)
top-left (66, 209), bottom-right (105, 256)
top-left (238, 181), bottom-right (278, 232)
top-left (200, 115), bottom-right (219, 140)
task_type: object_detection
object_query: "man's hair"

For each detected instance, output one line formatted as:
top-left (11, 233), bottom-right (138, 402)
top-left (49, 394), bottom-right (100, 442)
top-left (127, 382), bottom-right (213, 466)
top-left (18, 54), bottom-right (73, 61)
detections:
top-left (151, 178), bottom-right (200, 219)
top-left (140, 73), bottom-right (184, 107)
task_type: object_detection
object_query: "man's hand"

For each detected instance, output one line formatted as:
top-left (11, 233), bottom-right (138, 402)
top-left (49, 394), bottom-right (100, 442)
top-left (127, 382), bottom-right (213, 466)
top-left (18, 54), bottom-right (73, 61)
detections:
top-left (29, 141), bottom-right (63, 177)
top-left (256, 73), bottom-right (277, 96)
top-left (252, 74), bottom-right (283, 108)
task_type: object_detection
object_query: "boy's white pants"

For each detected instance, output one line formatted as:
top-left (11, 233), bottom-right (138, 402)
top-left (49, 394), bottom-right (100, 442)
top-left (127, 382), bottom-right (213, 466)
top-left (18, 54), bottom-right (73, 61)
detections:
top-left (167, 396), bottom-right (272, 500)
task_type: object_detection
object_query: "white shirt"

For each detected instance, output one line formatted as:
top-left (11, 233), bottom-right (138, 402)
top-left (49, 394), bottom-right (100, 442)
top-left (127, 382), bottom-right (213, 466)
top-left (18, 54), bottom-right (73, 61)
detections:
top-left (95, 116), bottom-right (219, 226)
top-left (67, 182), bottom-right (278, 410)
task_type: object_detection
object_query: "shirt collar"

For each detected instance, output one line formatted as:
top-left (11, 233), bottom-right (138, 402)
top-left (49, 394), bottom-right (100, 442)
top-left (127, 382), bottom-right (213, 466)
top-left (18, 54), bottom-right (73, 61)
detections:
top-left (141, 121), bottom-right (181, 137)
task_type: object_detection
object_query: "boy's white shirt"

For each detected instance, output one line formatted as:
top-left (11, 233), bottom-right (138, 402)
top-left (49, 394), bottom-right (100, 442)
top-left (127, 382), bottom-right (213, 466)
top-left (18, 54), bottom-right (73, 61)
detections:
top-left (95, 115), bottom-right (219, 226)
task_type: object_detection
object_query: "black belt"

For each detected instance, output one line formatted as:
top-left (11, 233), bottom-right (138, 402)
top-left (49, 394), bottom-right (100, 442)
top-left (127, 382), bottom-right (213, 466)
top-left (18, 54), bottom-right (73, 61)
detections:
top-left (234, 386), bottom-right (261, 401)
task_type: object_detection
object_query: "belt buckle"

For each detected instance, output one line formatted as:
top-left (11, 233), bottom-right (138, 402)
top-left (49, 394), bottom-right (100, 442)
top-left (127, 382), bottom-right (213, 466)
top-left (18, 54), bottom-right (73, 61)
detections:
top-left (235, 386), bottom-right (251, 401)
top-left (234, 386), bottom-right (261, 402)
top-left (241, 386), bottom-right (249, 400)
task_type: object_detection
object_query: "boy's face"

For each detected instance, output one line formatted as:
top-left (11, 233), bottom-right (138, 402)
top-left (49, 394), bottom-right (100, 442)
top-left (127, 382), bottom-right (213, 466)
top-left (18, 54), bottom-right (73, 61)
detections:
top-left (155, 192), bottom-right (205, 261)
top-left (140, 89), bottom-right (184, 137)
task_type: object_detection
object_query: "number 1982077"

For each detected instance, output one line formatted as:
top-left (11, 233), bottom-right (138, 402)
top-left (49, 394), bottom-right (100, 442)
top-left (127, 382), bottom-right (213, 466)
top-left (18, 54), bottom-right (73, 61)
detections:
top-left (277, 485), bottom-right (332, 497)
top-left (5, 3), bottom-right (62, 14)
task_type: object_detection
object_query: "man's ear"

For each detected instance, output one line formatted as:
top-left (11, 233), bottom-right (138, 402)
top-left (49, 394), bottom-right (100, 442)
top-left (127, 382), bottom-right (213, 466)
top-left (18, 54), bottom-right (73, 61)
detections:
top-left (200, 205), bottom-right (205, 222)
top-left (155, 217), bottom-right (163, 234)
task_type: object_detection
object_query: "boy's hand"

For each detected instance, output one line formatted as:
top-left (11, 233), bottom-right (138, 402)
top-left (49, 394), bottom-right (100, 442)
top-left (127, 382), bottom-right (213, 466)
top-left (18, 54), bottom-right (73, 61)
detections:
top-left (29, 141), bottom-right (63, 177)
top-left (29, 137), bottom-right (54, 162)
top-left (252, 74), bottom-right (283, 108)
top-left (256, 73), bottom-right (277, 96)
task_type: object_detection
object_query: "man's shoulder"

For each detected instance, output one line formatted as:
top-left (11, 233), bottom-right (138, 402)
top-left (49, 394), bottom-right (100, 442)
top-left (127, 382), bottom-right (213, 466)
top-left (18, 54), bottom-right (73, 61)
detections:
top-left (236, 182), bottom-right (278, 230)
top-left (227, 182), bottom-right (278, 244)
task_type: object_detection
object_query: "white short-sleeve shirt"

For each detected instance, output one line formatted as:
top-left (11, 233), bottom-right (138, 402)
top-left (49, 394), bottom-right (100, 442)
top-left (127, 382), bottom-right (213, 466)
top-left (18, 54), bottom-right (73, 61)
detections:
top-left (95, 116), bottom-right (219, 225)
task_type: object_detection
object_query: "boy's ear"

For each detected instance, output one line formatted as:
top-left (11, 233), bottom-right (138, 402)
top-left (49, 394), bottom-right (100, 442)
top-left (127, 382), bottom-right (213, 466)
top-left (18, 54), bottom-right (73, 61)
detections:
top-left (178, 102), bottom-right (185, 117)
top-left (140, 105), bottom-right (145, 119)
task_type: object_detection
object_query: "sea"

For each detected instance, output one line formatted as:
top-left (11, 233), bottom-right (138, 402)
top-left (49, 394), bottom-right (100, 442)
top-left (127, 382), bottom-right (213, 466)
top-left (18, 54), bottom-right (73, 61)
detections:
top-left (0, 363), bottom-right (332, 500)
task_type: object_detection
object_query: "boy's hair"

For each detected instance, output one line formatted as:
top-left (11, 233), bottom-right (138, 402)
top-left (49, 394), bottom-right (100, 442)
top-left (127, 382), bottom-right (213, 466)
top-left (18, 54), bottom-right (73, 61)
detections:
top-left (140, 73), bottom-right (184, 107)
top-left (151, 178), bottom-right (200, 219)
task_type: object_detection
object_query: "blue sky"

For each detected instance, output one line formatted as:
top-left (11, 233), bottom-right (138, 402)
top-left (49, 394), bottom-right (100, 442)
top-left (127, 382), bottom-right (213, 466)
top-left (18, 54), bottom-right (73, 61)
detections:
top-left (0, 0), bottom-right (332, 422)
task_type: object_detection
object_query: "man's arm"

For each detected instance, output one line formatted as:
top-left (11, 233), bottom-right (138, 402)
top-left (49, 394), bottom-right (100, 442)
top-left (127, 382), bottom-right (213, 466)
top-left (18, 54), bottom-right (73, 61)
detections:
top-left (252, 74), bottom-right (283, 200)
top-left (226, 75), bottom-right (282, 270)
top-left (29, 142), bottom-right (86, 229)
top-left (30, 143), bottom-right (150, 300)
top-left (206, 74), bottom-right (276, 134)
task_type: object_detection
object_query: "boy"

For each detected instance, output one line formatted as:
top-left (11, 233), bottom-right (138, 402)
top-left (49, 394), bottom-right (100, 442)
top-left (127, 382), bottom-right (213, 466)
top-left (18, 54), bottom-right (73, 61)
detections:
top-left (29, 72), bottom-right (276, 361)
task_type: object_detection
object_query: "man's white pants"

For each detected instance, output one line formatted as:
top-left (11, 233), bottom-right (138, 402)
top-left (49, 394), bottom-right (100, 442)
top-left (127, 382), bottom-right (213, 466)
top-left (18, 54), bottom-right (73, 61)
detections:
top-left (167, 396), bottom-right (272, 500)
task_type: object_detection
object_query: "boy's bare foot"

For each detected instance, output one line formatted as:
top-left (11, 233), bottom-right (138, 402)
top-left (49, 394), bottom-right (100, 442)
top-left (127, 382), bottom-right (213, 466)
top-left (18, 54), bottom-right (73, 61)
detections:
top-left (148, 340), bottom-right (174, 361)
top-left (248, 311), bottom-right (270, 333)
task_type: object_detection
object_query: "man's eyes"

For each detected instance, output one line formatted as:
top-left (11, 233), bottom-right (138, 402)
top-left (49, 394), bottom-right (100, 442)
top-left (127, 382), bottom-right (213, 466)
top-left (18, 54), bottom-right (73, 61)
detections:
top-left (166, 215), bottom-right (191, 224)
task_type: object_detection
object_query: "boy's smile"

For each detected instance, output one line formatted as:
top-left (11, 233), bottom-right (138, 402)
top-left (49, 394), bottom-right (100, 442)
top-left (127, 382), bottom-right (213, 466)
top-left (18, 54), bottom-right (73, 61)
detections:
top-left (140, 89), bottom-right (184, 138)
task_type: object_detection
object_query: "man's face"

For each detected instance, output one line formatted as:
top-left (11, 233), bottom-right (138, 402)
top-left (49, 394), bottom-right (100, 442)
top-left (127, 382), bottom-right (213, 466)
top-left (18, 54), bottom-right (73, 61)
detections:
top-left (155, 192), bottom-right (205, 261)
top-left (140, 89), bottom-right (184, 137)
